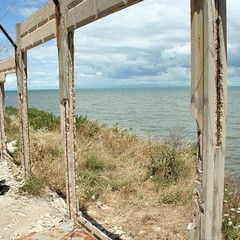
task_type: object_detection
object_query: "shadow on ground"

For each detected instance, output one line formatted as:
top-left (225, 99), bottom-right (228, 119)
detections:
top-left (81, 211), bottom-right (121, 239)
top-left (0, 179), bottom-right (10, 195)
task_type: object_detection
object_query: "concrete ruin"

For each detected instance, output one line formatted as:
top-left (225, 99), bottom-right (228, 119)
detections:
top-left (0, 0), bottom-right (229, 239)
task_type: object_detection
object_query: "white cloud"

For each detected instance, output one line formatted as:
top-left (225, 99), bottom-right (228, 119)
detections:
top-left (5, 73), bottom-right (16, 86)
top-left (2, 0), bottom-right (240, 90)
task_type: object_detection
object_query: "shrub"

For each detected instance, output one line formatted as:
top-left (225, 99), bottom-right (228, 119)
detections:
top-left (76, 114), bottom-right (88, 130)
top-left (78, 153), bottom-right (108, 201)
top-left (148, 143), bottom-right (185, 187)
top-left (85, 155), bottom-right (104, 171)
top-left (148, 126), bottom-right (190, 188)
top-left (5, 106), bottom-right (18, 116)
top-left (28, 108), bottom-right (60, 131)
top-left (21, 175), bottom-right (45, 195)
top-left (5, 106), bottom-right (60, 132)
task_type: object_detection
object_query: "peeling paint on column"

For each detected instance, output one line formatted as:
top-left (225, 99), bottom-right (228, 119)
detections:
top-left (16, 24), bottom-right (31, 180)
top-left (57, 1), bottom-right (79, 221)
top-left (0, 81), bottom-right (6, 159)
top-left (215, 17), bottom-right (224, 147)
top-left (189, 0), bottom-right (227, 239)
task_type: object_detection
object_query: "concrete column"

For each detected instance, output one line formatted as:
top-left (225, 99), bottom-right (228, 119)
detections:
top-left (57, 0), bottom-right (79, 221)
top-left (188, 0), bottom-right (227, 239)
top-left (0, 77), bottom-right (6, 160)
top-left (16, 24), bottom-right (31, 180)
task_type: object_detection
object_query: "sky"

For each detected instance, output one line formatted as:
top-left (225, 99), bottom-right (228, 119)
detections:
top-left (0, 0), bottom-right (239, 90)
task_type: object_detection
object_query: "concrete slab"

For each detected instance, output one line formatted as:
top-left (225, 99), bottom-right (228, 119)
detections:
top-left (17, 223), bottom-right (97, 240)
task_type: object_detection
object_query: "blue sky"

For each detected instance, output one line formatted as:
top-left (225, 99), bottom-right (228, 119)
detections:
top-left (0, 0), bottom-right (239, 90)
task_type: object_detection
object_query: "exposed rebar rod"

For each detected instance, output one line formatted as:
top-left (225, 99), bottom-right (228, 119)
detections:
top-left (0, 24), bottom-right (16, 49)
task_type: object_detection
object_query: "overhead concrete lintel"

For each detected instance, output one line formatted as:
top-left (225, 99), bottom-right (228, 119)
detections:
top-left (0, 57), bottom-right (15, 75)
top-left (67, 0), bottom-right (143, 30)
top-left (0, 73), bottom-right (5, 83)
top-left (20, 0), bottom-right (143, 51)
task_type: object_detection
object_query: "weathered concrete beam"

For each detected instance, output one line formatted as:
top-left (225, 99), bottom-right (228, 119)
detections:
top-left (21, 20), bottom-right (56, 51)
top-left (16, 24), bottom-right (31, 180)
top-left (0, 57), bottom-right (15, 75)
top-left (20, 0), bottom-right (143, 51)
top-left (20, 0), bottom-right (85, 38)
top-left (0, 81), bottom-right (6, 160)
top-left (188, 0), bottom-right (227, 239)
top-left (57, 0), bottom-right (79, 221)
top-left (20, 1), bottom-right (56, 38)
top-left (67, 0), bottom-right (143, 31)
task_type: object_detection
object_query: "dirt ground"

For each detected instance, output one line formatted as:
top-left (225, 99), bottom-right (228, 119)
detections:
top-left (0, 160), bottom-right (68, 240)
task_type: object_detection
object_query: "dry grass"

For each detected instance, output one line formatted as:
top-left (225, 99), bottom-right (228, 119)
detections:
top-left (6, 107), bottom-right (198, 239)
top-left (30, 129), bottom-right (65, 193)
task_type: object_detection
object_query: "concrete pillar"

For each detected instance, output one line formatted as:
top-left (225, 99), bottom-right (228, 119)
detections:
top-left (188, 0), bottom-right (227, 239)
top-left (16, 24), bottom-right (31, 180)
top-left (57, 0), bottom-right (79, 221)
top-left (0, 77), bottom-right (6, 161)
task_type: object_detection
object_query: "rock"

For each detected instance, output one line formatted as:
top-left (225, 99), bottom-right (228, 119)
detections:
top-left (47, 192), bottom-right (59, 201)
top-left (96, 201), bottom-right (102, 207)
top-left (17, 211), bottom-right (27, 217)
top-left (91, 195), bottom-right (96, 200)
top-left (100, 204), bottom-right (111, 210)
top-left (109, 226), bottom-right (133, 240)
top-left (96, 201), bottom-right (111, 210)
top-left (153, 226), bottom-right (161, 233)
top-left (7, 140), bottom-right (18, 154)
top-left (138, 230), bottom-right (146, 235)
top-left (110, 226), bottom-right (124, 236)
top-left (58, 197), bottom-right (67, 208)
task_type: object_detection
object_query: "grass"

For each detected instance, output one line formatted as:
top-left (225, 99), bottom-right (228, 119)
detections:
top-left (222, 179), bottom-right (240, 240)
top-left (20, 175), bottom-right (46, 195)
top-left (5, 107), bottom-right (240, 239)
top-left (5, 106), bottom-right (19, 141)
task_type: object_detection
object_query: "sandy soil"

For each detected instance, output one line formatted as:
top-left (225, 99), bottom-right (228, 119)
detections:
top-left (0, 160), bottom-right (68, 240)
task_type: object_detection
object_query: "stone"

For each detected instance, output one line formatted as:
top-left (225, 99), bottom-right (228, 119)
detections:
top-left (7, 140), bottom-right (18, 154)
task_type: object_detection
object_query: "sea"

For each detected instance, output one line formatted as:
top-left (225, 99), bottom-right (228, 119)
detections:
top-left (5, 87), bottom-right (240, 178)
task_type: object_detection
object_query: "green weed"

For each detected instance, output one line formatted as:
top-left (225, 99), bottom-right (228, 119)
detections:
top-left (84, 155), bottom-right (104, 171)
top-left (148, 143), bottom-right (186, 187)
top-left (78, 154), bottom-right (108, 201)
top-left (28, 108), bottom-right (60, 131)
top-left (6, 106), bottom-right (60, 132)
top-left (5, 106), bottom-right (18, 116)
top-left (148, 126), bottom-right (190, 188)
top-left (21, 175), bottom-right (45, 195)
top-left (5, 107), bottom-right (19, 141)
top-left (76, 114), bottom-right (88, 129)
top-left (222, 179), bottom-right (240, 239)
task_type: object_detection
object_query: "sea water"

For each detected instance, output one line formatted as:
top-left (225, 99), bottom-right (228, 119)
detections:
top-left (5, 87), bottom-right (240, 177)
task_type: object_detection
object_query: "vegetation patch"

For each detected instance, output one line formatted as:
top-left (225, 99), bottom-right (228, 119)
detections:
top-left (21, 175), bottom-right (45, 196)
top-left (148, 143), bottom-right (186, 187)
top-left (5, 106), bottom-right (19, 141)
top-left (78, 153), bottom-right (109, 202)
top-left (148, 126), bottom-right (191, 188)
top-left (28, 108), bottom-right (60, 131)
top-left (5, 107), bottom-right (240, 239)
top-left (222, 179), bottom-right (240, 240)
